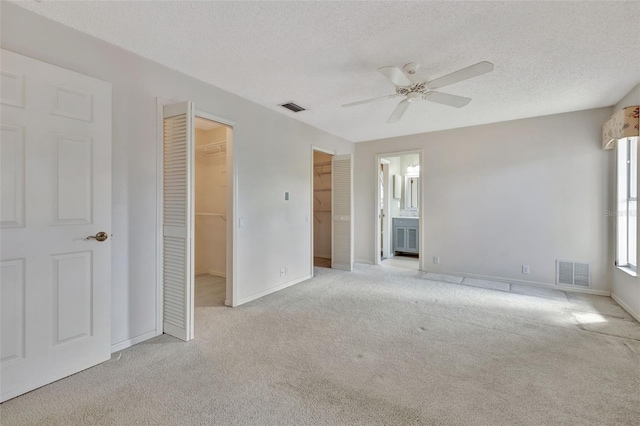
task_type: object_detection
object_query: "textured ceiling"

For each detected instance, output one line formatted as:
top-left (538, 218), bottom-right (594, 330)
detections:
top-left (14, 1), bottom-right (640, 142)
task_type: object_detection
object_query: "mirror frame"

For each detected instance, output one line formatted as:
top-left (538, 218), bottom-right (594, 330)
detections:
top-left (404, 174), bottom-right (419, 210)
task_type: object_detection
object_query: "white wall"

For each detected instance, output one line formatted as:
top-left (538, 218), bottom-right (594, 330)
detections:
top-left (611, 83), bottom-right (640, 320)
top-left (1, 3), bottom-right (352, 349)
top-left (355, 108), bottom-right (614, 294)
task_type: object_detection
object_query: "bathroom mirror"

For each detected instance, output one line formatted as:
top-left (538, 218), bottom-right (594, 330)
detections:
top-left (404, 175), bottom-right (419, 210)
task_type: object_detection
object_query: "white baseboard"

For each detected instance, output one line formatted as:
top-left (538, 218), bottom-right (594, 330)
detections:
top-left (355, 259), bottom-right (374, 265)
top-left (195, 269), bottom-right (226, 278)
top-left (235, 274), bottom-right (312, 307)
top-left (422, 268), bottom-right (611, 296)
top-left (110, 330), bottom-right (157, 353)
top-left (611, 292), bottom-right (640, 322)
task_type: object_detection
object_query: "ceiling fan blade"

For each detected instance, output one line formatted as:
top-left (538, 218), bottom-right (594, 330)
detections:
top-left (378, 66), bottom-right (412, 87)
top-left (425, 91), bottom-right (472, 108)
top-left (342, 93), bottom-right (400, 108)
top-left (427, 61), bottom-right (494, 89)
top-left (387, 99), bottom-right (410, 123)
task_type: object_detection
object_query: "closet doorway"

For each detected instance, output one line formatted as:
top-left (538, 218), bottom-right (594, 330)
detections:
top-left (194, 117), bottom-right (230, 308)
top-left (313, 149), bottom-right (334, 269)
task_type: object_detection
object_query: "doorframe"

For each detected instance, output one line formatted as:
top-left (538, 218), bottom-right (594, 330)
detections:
top-left (374, 150), bottom-right (424, 268)
top-left (155, 98), bottom-right (238, 338)
top-left (379, 159), bottom-right (391, 260)
top-left (310, 145), bottom-right (336, 277)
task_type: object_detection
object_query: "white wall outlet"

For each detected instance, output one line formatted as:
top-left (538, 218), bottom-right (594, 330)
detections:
top-left (433, 256), bottom-right (440, 264)
top-left (522, 265), bottom-right (530, 274)
top-left (239, 217), bottom-right (246, 228)
top-left (280, 268), bottom-right (285, 277)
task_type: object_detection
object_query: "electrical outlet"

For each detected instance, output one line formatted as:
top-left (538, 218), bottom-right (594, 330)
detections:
top-left (522, 265), bottom-right (530, 274)
top-left (280, 268), bottom-right (285, 277)
top-left (433, 256), bottom-right (440, 264)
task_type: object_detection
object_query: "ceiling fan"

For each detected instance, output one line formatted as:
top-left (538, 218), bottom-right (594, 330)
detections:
top-left (343, 61), bottom-right (494, 123)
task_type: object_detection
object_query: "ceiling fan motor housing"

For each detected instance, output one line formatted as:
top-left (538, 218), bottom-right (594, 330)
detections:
top-left (396, 82), bottom-right (428, 96)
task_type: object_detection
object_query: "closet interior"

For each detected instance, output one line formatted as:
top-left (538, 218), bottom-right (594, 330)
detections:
top-left (194, 117), bottom-right (229, 307)
top-left (313, 150), bottom-right (333, 268)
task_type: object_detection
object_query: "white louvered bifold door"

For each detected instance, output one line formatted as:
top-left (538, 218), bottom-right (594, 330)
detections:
top-left (331, 154), bottom-right (354, 271)
top-left (162, 101), bottom-right (194, 341)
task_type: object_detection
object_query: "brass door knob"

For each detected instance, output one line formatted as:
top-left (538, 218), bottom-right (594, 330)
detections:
top-left (87, 232), bottom-right (108, 242)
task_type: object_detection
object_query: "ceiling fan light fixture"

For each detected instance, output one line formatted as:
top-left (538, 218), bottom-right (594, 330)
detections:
top-left (407, 92), bottom-right (421, 102)
top-left (345, 61), bottom-right (494, 123)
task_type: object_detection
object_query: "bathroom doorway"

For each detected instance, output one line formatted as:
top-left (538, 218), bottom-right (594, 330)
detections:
top-left (376, 151), bottom-right (422, 271)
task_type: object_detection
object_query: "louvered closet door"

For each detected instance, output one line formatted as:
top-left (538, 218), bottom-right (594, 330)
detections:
top-left (162, 102), bottom-right (194, 341)
top-left (331, 154), bottom-right (353, 271)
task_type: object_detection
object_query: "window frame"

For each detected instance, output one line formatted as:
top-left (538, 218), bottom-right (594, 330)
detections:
top-left (616, 137), bottom-right (637, 272)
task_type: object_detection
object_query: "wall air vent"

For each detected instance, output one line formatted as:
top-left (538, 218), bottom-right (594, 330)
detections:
top-left (556, 260), bottom-right (590, 287)
top-left (280, 102), bottom-right (306, 113)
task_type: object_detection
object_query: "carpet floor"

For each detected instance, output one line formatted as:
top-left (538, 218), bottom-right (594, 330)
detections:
top-left (1, 265), bottom-right (639, 425)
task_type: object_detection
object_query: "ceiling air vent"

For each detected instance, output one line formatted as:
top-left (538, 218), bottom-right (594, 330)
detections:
top-left (556, 260), bottom-right (590, 287)
top-left (280, 102), bottom-right (306, 113)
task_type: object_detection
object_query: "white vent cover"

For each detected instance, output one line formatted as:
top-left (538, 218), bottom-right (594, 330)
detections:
top-left (556, 260), bottom-right (590, 287)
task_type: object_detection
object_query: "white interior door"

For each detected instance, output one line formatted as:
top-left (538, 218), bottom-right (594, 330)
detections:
top-left (331, 154), bottom-right (353, 271)
top-left (162, 101), bottom-right (194, 341)
top-left (0, 49), bottom-right (112, 402)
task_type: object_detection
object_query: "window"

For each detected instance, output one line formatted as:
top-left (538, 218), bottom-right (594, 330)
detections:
top-left (616, 137), bottom-right (637, 270)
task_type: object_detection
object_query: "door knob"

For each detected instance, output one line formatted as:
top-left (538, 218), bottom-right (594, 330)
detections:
top-left (87, 232), bottom-right (108, 242)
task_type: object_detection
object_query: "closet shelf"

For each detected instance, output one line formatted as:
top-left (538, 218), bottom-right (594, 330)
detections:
top-left (314, 162), bottom-right (331, 178)
top-left (314, 189), bottom-right (331, 192)
top-left (196, 141), bottom-right (226, 156)
top-left (196, 212), bottom-right (226, 221)
top-left (315, 210), bottom-right (331, 213)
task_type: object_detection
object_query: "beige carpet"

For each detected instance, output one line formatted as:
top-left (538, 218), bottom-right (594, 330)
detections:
top-left (195, 273), bottom-right (226, 307)
top-left (1, 265), bottom-right (639, 425)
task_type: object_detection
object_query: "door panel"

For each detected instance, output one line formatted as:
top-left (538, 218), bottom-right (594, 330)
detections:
top-left (162, 101), bottom-right (194, 342)
top-left (331, 154), bottom-right (353, 271)
top-left (408, 228), bottom-right (418, 251)
top-left (52, 252), bottom-right (93, 344)
top-left (0, 125), bottom-right (25, 228)
top-left (0, 259), bottom-right (25, 366)
top-left (0, 49), bottom-right (111, 402)
top-left (54, 135), bottom-right (93, 224)
top-left (395, 227), bottom-right (406, 251)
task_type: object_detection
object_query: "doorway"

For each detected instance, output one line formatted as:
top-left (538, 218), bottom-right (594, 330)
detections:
top-left (313, 150), bottom-right (333, 268)
top-left (194, 117), bottom-right (230, 308)
top-left (159, 101), bottom-right (235, 342)
top-left (376, 151), bottom-right (422, 271)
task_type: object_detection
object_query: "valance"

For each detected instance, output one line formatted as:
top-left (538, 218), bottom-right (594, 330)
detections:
top-left (602, 105), bottom-right (639, 149)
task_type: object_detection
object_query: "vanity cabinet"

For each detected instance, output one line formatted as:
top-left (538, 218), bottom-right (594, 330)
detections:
top-left (393, 218), bottom-right (419, 254)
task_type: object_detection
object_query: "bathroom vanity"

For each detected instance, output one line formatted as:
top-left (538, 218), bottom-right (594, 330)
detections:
top-left (392, 217), bottom-right (419, 255)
